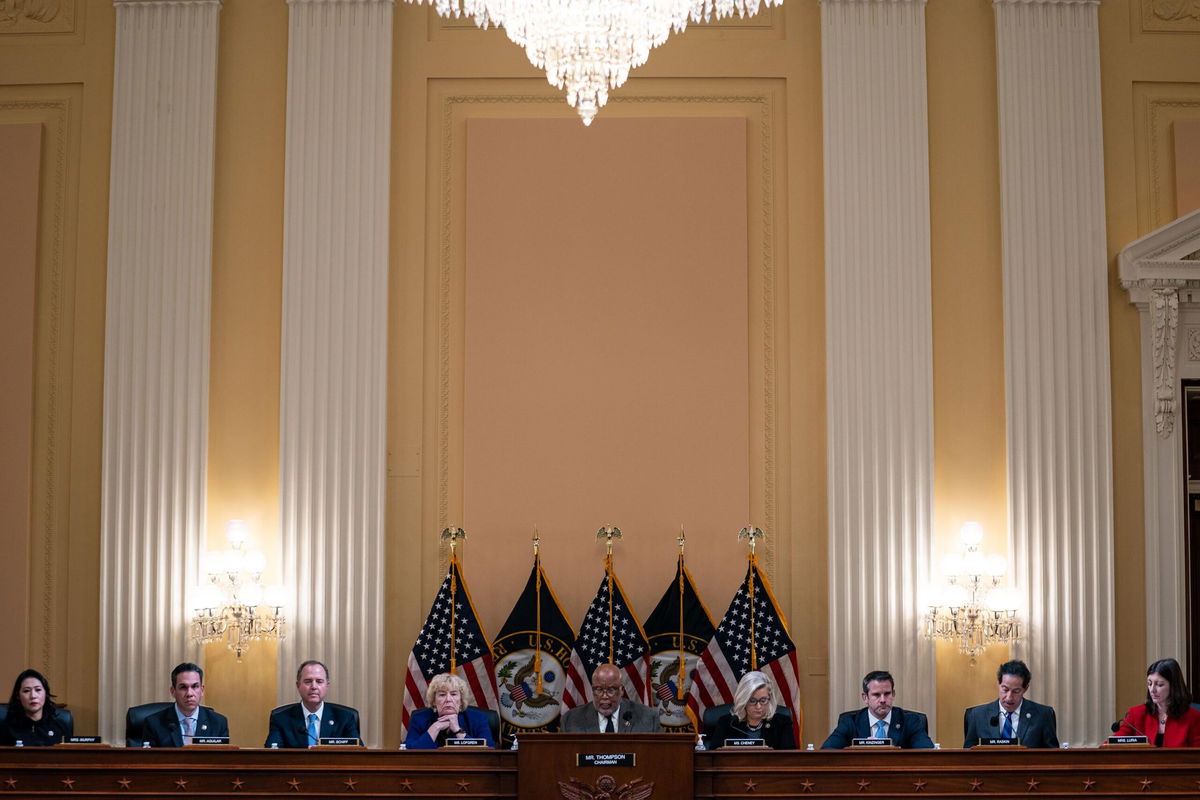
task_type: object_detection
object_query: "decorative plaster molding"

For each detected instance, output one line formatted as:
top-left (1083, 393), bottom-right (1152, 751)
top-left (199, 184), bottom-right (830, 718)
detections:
top-left (1148, 0), bottom-right (1200, 22)
top-left (1187, 327), bottom-right (1200, 362)
top-left (1152, 286), bottom-right (1182, 437)
top-left (436, 92), bottom-right (780, 578)
top-left (1148, 99), bottom-right (1200, 228)
top-left (0, 0), bottom-right (74, 33)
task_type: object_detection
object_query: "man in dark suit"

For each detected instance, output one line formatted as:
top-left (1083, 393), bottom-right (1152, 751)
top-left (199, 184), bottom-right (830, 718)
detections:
top-left (821, 670), bottom-right (934, 749)
top-left (560, 663), bottom-right (662, 733)
top-left (963, 660), bottom-right (1059, 748)
top-left (142, 662), bottom-right (230, 747)
top-left (265, 660), bottom-right (361, 748)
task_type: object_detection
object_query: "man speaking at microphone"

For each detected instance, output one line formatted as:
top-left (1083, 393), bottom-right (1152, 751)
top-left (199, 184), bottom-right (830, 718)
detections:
top-left (963, 660), bottom-right (1059, 748)
top-left (561, 664), bottom-right (662, 733)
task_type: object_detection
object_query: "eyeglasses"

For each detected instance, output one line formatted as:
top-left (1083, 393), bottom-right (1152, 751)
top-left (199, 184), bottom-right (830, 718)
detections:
top-left (746, 697), bottom-right (771, 706)
top-left (592, 686), bottom-right (622, 696)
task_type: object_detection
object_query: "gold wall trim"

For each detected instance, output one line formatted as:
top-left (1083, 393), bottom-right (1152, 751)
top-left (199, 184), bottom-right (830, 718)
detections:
top-left (433, 88), bottom-right (782, 580)
top-left (1141, 0), bottom-right (1200, 33)
top-left (0, 0), bottom-right (79, 37)
top-left (1136, 83), bottom-right (1200, 231)
top-left (0, 93), bottom-right (75, 676)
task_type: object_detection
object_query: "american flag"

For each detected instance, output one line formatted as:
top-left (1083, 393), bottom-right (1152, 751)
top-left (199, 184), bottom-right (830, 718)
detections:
top-left (402, 557), bottom-right (499, 734)
top-left (563, 568), bottom-right (651, 708)
top-left (686, 560), bottom-right (802, 744)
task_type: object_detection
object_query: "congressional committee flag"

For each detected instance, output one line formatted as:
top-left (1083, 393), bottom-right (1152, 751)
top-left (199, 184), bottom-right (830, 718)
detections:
top-left (644, 556), bottom-right (716, 731)
top-left (491, 557), bottom-right (576, 745)
top-left (563, 567), bottom-right (651, 708)
top-left (686, 561), bottom-right (802, 744)
top-left (402, 556), bottom-right (499, 734)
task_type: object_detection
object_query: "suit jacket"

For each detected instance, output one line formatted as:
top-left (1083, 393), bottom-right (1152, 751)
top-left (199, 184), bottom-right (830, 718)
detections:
top-left (708, 712), bottom-right (795, 750)
top-left (560, 700), bottom-right (662, 733)
top-left (0, 709), bottom-right (73, 746)
top-left (963, 699), bottom-right (1059, 748)
top-left (264, 702), bottom-right (361, 748)
top-left (821, 706), bottom-right (934, 750)
top-left (1117, 703), bottom-right (1200, 747)
top-left (141, 705), bottom-right (229, 748)
top-left (404, 707), bottom-right (495, 749)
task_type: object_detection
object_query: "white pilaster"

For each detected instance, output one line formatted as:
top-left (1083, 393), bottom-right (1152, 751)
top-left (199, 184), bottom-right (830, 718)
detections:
top-left (278, 0), bottom-right (393, 748)
top-left (99, 0), bottom-right (221, 745)
top-left (1119, 209), bottom-right (1200, 679)
top-left (994, 0), bottom-right (1113, 747)
top-left (823, 0), bottom-right (936, 728)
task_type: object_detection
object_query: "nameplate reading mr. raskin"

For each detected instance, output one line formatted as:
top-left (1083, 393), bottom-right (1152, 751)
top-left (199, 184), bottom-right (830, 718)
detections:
top-left (576, 753), bottom-right (636, 767)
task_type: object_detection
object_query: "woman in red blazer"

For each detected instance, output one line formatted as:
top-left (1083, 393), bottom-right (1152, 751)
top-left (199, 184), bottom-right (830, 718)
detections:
top-left (1117, 658), bottom-right (1200, 747)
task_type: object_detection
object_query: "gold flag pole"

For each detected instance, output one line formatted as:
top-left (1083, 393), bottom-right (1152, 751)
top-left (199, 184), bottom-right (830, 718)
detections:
top-left (533, 526), bottom-right (543, 694)
top-left (738, 525), bottom-right (764, 671)
top-left (597, 525), bottom-right (622, 664)
top-left (677, 526), bottom-right (686, 699)
top-left (441, 526), bottom-right (467, 673)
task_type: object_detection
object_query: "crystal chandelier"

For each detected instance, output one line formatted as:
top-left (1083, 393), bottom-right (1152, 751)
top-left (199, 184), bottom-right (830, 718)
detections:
top-left (191, 520), bottom-right (287, 661)
top-left (922, 522), bottom-right (1021, 665)
top-left (405, 0), bottom-right (786, 125)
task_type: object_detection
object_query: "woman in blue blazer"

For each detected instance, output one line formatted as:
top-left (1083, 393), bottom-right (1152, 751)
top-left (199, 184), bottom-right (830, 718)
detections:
top-left (404, 672), bottom-right (494, 748)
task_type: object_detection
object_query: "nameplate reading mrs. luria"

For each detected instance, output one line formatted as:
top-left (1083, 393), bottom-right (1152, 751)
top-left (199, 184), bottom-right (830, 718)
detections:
top-left (576, 753), bottom-right (636, 767)
top-left (1106, 735), bottom-right (1150, 745)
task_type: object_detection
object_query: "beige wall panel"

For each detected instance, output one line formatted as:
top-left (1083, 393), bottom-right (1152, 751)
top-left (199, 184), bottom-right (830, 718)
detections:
top-left (0, 0), bottom-right (79, 38)
top-left (461, 116), bottom-right (751, 636)
top-left (1176, 119), bottom-right (1200, 215)
top-left (204, 0), bottom-right (289, 745)
top-left (926, 0), bottom-right (1011, 742)
top-left (0, 122), bottom-right (41, 685)
top-left (1134, 83), bottom-right (1200, 231)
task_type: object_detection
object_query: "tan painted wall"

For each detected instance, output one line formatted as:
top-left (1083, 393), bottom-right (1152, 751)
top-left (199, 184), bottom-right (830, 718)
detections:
top-left (2, 0), bottom-right (1198, 748)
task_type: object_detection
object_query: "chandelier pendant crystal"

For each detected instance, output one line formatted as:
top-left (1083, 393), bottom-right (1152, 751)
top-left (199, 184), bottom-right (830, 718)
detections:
top-left (922, 522), bottom-right (1022, 666)
top-left (405, 0), bottom-right (786, 125)
top-left (191, 520), bottom-right (288, 662)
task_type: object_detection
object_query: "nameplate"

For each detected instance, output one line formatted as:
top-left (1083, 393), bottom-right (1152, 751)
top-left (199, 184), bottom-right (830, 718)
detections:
top-left (317, 737), bottom-right (362, 747)
top-left (60, 737), bottom-right (103, 745)
top-left (722, 739), bottom-right (767, 748)
top-left (977, 737), bottom-right (1021, 747)
top-left (443, 737), bottom-right (487, 748)
top-left (850, 738), bottom-right (895, 748)
top-left (189, 737), bottom-right (231, 745)
top-left (576, 753), bottom-right (636, 767)
top-left (1105, 735), bottom-right (1150, 745)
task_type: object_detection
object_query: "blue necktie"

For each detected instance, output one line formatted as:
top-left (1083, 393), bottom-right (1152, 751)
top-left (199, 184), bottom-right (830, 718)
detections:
top-left (874, 719), bottom-right (887, 739)
top-left (307, 713), bottom-right (319, 747)
top-left (1002, 711), bottom-right (1013, 738)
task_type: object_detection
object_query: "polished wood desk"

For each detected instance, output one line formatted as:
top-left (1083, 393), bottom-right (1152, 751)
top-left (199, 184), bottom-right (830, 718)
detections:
top-left (1, 745), bottom-right (1198, 799)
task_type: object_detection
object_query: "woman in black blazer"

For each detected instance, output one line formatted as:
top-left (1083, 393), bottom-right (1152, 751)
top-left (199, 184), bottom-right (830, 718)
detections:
top-left (0, 669), bottom-right (73, 746)
top-left (708, 670), bottom-right (795, 749)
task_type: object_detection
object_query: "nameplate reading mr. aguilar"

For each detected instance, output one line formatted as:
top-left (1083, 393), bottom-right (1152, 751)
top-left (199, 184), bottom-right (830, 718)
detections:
top-left (190, 737), bottom-right (230, 745)
top-left (576, 753), bottom-right (636, 767)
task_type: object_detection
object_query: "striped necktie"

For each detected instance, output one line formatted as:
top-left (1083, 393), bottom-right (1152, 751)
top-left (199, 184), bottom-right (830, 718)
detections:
top-left (1002, 711), bottom-right (1014, 738)
top-left (182, 716), bottom-right (194, 746)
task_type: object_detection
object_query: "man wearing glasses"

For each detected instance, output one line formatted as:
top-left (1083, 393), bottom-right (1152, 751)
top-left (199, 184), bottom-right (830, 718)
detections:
top-left (561, 663), bottom-right (662, 733)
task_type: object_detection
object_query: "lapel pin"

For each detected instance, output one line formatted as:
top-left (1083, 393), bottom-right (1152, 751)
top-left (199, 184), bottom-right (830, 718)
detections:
top-left (201, 725), bottom-right (208, 731)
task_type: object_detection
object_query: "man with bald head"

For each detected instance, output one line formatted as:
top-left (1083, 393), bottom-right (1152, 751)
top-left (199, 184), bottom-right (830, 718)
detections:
top-left (561, 663), bottom-right (662, 733)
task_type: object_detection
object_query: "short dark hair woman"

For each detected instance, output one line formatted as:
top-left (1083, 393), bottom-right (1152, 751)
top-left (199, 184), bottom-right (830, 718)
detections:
top-left (1, 669), bottom-right (73, 746)
top-left (1115, 658), bottom-right (1200, 747)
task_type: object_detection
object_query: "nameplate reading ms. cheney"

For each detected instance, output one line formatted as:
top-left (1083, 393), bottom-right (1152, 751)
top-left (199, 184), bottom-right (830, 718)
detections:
top-left (576, 753), bottom-right (636, 767)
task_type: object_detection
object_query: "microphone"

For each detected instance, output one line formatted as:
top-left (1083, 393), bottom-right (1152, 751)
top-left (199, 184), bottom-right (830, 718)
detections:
top-left (1111, 711), bottom-right (1150, 738)
top-left (621, 711), bottom-right (632, 729)
top-left (988, 715), bottom-right (999, 728)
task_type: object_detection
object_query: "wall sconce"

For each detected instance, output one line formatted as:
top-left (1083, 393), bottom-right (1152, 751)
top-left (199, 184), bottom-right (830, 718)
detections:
top-left (190, 520), bottom-right (287, 661)
top-left (922, 521), bottom-right (1021, 665)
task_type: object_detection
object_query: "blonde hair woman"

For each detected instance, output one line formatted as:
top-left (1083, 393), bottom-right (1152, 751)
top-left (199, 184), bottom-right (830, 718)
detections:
top-left (708, 671), bottom-right (795, 749)
top-left (404, 673), bottom-right (495, 748)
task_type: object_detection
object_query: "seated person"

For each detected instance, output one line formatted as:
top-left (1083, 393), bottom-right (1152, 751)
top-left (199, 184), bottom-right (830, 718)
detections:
top-left (821, 669), bottom-right (933, 749)
top-left (560, 663), bottom-right (662, 733)
top-left (404, 672), bottom-right (494, 748)
top-left (141, 662), bottom-right (230, 747)
top-left (1115, 657), bottom-right (1200, 747)
top-left (265, 660), bottom-right (361, 748)
top-left (963, 659), bottom-right (1058, 748)
top-left (0, 669), bottom-right (73, 746)
top-left (707, 670), bottom-right (795, 749)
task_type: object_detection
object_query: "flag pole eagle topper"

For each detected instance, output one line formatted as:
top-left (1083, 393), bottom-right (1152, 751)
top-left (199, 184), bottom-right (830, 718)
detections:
top-left (738, 525), bottom-right (764, 670)
top-left (597, 525), bottom-right (622, 664)
top-left (441, 526), bottom-right (467, 673)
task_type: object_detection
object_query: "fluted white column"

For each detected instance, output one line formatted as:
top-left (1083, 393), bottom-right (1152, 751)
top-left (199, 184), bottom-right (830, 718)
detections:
top-left (99, 0), bottom-right (221, 745)
top-left (995, 0), bottom-right (1112, 747)
top-left (823, 0), bottom-right (936, 727)
top-left (278, 0), bottom-right (392, 748)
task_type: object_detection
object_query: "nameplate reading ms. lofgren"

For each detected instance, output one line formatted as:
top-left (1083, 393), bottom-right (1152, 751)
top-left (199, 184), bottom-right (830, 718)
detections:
top-left (576, 753), bottom-right (636, 767)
